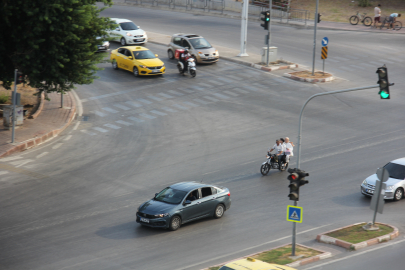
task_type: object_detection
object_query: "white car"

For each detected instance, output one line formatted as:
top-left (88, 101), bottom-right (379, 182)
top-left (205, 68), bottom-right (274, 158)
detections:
top-left (361, 158), bottom-right (405, 201)
top-left (109, 18), bottom-right (147, 46)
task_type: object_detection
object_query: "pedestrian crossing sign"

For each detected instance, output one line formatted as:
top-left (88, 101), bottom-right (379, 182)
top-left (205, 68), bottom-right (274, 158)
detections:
top-left (287, 205), bottom-right (303, 223)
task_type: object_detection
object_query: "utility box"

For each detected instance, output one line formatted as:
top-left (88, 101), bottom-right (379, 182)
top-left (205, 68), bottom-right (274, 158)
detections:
top-left (261, 46), bottom-right (278, 64)
top-left (3, 105), bottom-right (24, 128)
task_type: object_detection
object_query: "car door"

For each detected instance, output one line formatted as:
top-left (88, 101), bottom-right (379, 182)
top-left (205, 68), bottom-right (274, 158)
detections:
top-left (122, 49), bottom-right (135, 71)
top-left (180, 189), bottom-right (205, 223)
top-left (198, 187), bottom-right (219, 216)
top-left (110, 22), bottom-right (121, 42)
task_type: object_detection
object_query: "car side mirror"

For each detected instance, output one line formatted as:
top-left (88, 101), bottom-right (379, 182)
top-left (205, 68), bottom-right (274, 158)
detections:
top-left (128, 56), bottom-right (133, 59)
top-left (154, 193), bottom-right (158, 198)
top-left (155, 54), bottom-right (158, 57)
top-left (183, 200), bottom-right (191, 205)
top-left (115, 27), bottom-right (120, 31)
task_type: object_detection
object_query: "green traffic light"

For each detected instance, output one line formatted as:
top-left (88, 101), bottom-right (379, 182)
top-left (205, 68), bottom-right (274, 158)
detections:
top-left (266, 18), bottom-right (269, 21)
top-left (380, 91), bottom-right (390, 99)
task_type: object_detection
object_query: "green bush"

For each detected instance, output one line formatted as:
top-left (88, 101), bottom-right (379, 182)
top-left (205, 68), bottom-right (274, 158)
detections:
top-left (0, 93), bottom-right (9, 103)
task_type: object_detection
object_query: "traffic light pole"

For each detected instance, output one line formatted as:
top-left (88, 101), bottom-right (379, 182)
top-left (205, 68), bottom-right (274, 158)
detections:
top-left (292, 200), bottom-right (297, 256)
top-left (311, 0), bottom-right (319, 75)
top-left (11, 69), bottom-right (18, 143)
top-left (238, 0), bottom-right (249, 57)
top-left (266, 0), bottom-right (272, 67)
top-left (296, 84), bottom-right (379, 169)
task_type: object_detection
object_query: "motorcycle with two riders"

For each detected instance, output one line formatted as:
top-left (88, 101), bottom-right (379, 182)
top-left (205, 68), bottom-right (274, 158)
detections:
top-left (261, 152), bottom-right (289, 175)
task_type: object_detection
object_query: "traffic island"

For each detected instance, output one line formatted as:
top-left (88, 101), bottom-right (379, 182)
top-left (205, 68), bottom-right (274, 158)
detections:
top-left (284, 70), bottom-right (334, 83)
top-left (316, 222), bottom-right (399, 250)
top-left (204, 244), bottom-right (331, 270)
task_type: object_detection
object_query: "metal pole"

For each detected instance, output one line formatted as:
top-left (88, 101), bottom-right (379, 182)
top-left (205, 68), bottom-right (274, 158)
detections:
top-left (238, 0), bottom-right (249, 56)
top-left (266, 0), bottom-right (272, 66)
top-left (292, 200), bottom-right (297, 256)
top-left (61, 91), bottom-right (64, 108)
top-left (11, 69), bottom-right (18, 143)
top-left (311, 0), bottom-right (319, 75)
top-left (296, 84), bottom-right (379, 169)
top-left (372, 179), bottom-right (382, 225)
top-left (323, 59), bottom-right (325, 75)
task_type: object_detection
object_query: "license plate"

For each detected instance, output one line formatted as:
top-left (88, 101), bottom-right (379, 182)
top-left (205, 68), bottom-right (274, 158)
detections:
top-left (140, 217), bottom-right (149, 223)
top-left (367, 189), bottom-right (374, 194)
top-left (208, 57), bottom-right (214, 59)
top-left (152, 70), bottom-right (160, 73)
top-left (98, 46), bottom-right (105, 49)
top-left (135, 39), bottom-right (144, 42)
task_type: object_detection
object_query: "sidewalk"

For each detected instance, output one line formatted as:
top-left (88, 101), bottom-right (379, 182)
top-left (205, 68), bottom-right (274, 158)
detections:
top-left (0, 92), bottom-right (76, 158)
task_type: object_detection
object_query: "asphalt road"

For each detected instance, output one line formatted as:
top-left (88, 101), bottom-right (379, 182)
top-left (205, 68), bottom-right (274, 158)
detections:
top-left (0, 7), bottom-right (405, 270)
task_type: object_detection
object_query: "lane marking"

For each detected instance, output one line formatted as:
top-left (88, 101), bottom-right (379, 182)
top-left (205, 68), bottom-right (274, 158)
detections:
top-left (73, 121), bottom-right (80, 130)
top-left (223, 91), bottom-right (239, 97)
top-left (193, 98), bottom-right (209, 105)
top-left (128, 117), bottom-right (144, 123)
top-left (125, 101), bottom-right (142, 108)
top-left (137, 98), bottom-right (153, 105)
top-left (115, 120), bottom-right (133, 126)
top-left (150, 110), bottom-right (167, 116)
top-left (147, 95), bottom-right (163, 101)
top-left (161, 107), bottom-right (178, 113)
top-left (190, 85), bottom-right (205, 91)
top-left (183, 101), bottom-right (199, 107)
top-left (0, 156), bottom-right (23, 162)
top-left (93, 127), bottom-right (109, 133)
top-left (179, 224), bottom-right (332, 270)
top-left (0, 171), bottom-right (9, 176)
top-left (139, 113), bottom-right (156, 119)
top-left (102, 107), bottom-right (118, 113)
top-left (81, 130), bottom-right (96, 136)
top-left (213, 93), bottom-right (230, 99)
top-left (52, 143), bottom-right (63, 150)
top-left (104, 124), bottom-right (121, 130)
top-left (36, 152), bottom-right (49, 159)
top-left (92, 110), bottom-right (107, 117)
top-left (203, 96), bottom-right (219, 102)
top-left (0, 163), bottom-right (48, 179)
top-left (158, 93), bottom-right (174, 98)
top-left (71, 90), bottom-right (83, 117)
top-left (63, 135), bottom-right (72, 141)
top-left (302, 238), bottom-right (405, 269)
top-left (172, 104), bottom-right (189, 110)
top-left (113, 104), bottom-right (130, 110)
top-left (233, 88), bottom-right (250, 94)
top-left (168, 90), bottom-right (184, 96)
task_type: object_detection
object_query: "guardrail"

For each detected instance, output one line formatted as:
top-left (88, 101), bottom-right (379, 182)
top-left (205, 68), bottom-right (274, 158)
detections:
top-left (125, 0), bottom-right (225, 13)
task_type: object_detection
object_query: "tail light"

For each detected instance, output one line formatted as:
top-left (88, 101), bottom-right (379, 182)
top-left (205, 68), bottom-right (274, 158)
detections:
top-left (227, 192), bottom-right (230, 196)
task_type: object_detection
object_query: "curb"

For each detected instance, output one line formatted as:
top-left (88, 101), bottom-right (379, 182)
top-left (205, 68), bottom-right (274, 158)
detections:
top-left (148, 40), bottom-right (299, 73)
top-left (316, 222), bottom-right (399, 250)
top-left (201, 243), bottom-right (331, 270)
top-left (284, 72), bottom-right (334, 83)
top-left (29, 91), bottom-right (45, 119)
top-left (0, 92), bottom-right (77, 158)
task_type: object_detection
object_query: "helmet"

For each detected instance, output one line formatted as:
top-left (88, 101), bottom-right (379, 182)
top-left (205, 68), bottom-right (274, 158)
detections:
top-left (184, 49), bottom-right (189, 53)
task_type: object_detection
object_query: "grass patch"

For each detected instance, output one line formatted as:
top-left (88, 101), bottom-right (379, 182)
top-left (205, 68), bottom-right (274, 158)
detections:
top-left (326, 223), bottom-right (393, 244)
top-left (251, 245), bottom-right (322, 265)
top-left (0, 93), bottom-right (9, 104)
top-left (208, 267), bottom-right (220, 270)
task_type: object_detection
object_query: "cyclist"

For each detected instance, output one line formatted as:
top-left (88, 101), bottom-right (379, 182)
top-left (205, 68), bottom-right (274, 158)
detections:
top-left (388, 13), bottom-right (401, 30)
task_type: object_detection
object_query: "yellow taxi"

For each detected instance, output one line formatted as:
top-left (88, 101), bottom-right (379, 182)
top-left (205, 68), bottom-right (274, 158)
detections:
top-left (110, 46), bottom-right (165, 76)
top-left (218, 257), bottom-right (297, 270)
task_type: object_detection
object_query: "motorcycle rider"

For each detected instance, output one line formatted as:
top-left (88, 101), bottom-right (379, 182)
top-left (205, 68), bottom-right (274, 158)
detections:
top-left (180, 49), bottom-right (191, 74)
top-left (268, 139), bottom-right (285, 164)
top-left (284, 137), bottom-right (294, 164)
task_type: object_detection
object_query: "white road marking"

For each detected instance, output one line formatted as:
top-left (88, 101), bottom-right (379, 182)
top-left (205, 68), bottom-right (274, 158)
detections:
top-left (80, 130), bottom-right (96, 136)
top-left (104, 124), bottom-right (121, 129)
top-left (139, 113), bottom-right (156, 119)
top-left (113, 104), bottom-right (130, 110)
top-left (137, 98), bottom-right (152, 104)
top-left (125, 101), bottom-right (142, 108)
top-left (9, 159), bottom-right (32, 166)
top-left (128, 117), bottom-right (144, 123)
top-left (183, 101), bottom-right (199, 107)
top-left (0, 156), bottom-right (23, 162)
top-left (213, 93), bottom-right (230, 99)
top-left (158, 93), bottom-right (174, 98)
top-left (302, 238), bottom-right (405, 270)
top-left (198, 82), bottom-right (213, 88)
top-left (161, 107), bottom-right (178, 113)
top-left (115, 120), bottom-right (133, 126)
top-left (223, 91), bottom-right (239, 97)
top-left (178, 224), bottom-right (332, 270)
top-left (52, 143), bottom-right (63, 150)
top-left (150, 110), bottom-right (167, 116)
top-left (193, 98), bottom-right (209, 105)
top-left (93, 127), bottom-right (109, 133)
top-left (92, 111), bottom-right (107, 117)
top-left (172, 104), bottom-right (189, 110)
top-left (190, 85), bottom-right (205, 91)
top-left (63, 135), bottom-right (72, 141)
top-left (36, 152), bottom-right (49, 159)
top-left (203, 96), bottom-right (219, 102)
top-left (71, 90), bottom-right (83, 117)
top-left (102, 107), bottom-right (118, 113)
top-left (168, 90), bottom-right (184, 96)
top-left (73, 121), bottom-right (80, 130)
top-left (209, 80), bottom-right (224, 86)
top-left (147, 95), bottom-right (163, 101)
top-left (0, 171), bottom-right (9, 176)
top-left (216, 77), bottom-right (234, 84)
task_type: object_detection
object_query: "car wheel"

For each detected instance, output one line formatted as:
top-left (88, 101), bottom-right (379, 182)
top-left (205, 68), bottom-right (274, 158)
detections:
top-left (168, 50), bottom-right (174, 59)
top-left (393, 188), bottom-right (403, 201)
top-left (133, 66), bottom-right (139, 77)
top-left (214, 204), bottom-right (225, 219)
top-left (261, 164), bottom-right (270, 176)
top-left (112, 60), bottom-right (118, 70)
top-left (120, 37), bottom-right (127, 46)
top-left (169, 216), bottom-right (181, 231)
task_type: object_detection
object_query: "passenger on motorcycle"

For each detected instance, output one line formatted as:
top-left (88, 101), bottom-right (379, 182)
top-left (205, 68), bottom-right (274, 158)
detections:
top-left (284, 137), bottom-right (294, 163)
top-left (268, 139), bottom-right (285, 163)
top-left (180, 49), bottom-right (191, 74)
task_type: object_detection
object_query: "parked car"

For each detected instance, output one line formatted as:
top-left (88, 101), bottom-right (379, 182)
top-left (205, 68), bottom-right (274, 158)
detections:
top-left (167, 33), bottom-right (219, 64)
top-left (361, 157), bottom-right (405, 201)
top-left (218, 257), bottom-right (297, 270)
top-left (110, 46), bottom-right (165, 76)
top-left (136, 182), bottom-right (231, 231)
top-left (96, 36), bottom-right (110, 52)
top-left (108, 18), bottom-right (147, 46)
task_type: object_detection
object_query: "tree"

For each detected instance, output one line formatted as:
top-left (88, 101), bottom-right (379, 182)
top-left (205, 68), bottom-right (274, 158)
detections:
top-left (0, 0), bottom-right (115, 93)
top-left (358, 0), bottom-right (371, 7)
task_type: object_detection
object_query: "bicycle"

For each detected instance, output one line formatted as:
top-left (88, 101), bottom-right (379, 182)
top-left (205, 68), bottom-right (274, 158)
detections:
top-left (380, 16), bottom-right (402, 30)
top-left (349, 11), bottom-right (373, 26)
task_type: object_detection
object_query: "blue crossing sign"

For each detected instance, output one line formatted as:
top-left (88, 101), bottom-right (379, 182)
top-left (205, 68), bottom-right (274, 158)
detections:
top-left (321, 37), bottom-right (329, 47)
top-left (286, 205), bottom-right (303, 223)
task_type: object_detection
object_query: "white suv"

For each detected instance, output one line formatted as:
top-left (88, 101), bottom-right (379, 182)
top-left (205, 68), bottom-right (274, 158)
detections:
top-left (109, 18), bottom-right (147, 46)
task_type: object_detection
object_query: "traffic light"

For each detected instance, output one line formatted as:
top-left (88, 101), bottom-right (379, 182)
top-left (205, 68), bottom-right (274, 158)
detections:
top-left (288, 168), bottom-right (309, 201)
top-left (16, 71), bottom-right (24, 85)
top-left (260, 11), bottom-right (270, 30)
top-left (317, 13), bottom-right (321, 23)
top-left (376, 66), bottom-right (391, 99)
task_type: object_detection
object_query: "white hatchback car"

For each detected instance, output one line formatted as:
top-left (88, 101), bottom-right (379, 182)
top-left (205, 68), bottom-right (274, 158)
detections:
top-left (361, 158), bottom-right (405, 201)
top-left (109, 18), bottom-right (148, 46)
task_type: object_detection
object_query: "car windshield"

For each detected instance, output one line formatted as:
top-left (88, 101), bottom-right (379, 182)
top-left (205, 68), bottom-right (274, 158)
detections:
top-left (384, 162), bottom-right (405, 180)
top-left (132, 50), bottom-right (156, 59)
top-left (189, 38), bottom-right (212, 49)
top-left (120, 22), bottom-right (138, 30)
top-left (154, 187), bottom-right (187, 204)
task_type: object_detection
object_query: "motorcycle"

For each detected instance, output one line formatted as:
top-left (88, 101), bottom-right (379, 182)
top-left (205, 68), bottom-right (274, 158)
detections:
top-left (177, 57), bottom-right (196, 77)
top-left (260, 153), bottom-right (288, 175)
